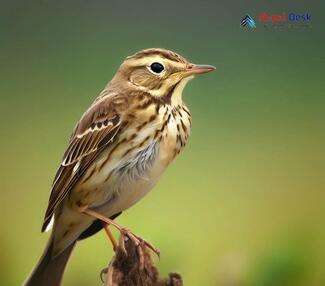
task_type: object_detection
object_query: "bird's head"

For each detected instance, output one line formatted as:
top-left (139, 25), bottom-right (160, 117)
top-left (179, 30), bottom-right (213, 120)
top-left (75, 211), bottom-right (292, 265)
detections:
top-left (112, 48), bottom-right (215, 103)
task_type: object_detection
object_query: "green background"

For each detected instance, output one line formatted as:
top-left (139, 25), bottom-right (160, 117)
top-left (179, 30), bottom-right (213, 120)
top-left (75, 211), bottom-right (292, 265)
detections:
top-left (1, 1), bottom-right (324, 285)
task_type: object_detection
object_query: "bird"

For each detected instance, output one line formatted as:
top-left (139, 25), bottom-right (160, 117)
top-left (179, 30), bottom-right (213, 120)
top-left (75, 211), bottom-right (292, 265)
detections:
top-left (24, 48), bottom-right (215, 286)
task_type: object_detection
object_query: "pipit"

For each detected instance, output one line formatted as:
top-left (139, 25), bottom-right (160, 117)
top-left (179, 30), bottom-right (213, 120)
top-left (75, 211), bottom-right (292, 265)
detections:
top-left (24, 48), bottom-right (215, 286)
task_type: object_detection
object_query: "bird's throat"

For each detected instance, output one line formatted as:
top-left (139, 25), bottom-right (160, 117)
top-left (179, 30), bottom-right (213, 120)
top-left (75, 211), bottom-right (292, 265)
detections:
top-left (170, 76), bottom-right (194, 106)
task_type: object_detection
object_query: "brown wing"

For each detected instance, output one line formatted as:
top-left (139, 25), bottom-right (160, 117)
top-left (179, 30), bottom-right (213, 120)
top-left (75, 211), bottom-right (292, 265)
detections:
top-left (41, 99), bottom-right (123, 232)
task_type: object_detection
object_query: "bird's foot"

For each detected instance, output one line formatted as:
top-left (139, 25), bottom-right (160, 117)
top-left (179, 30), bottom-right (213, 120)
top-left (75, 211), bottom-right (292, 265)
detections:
top-left (80, 206), bottom-right (160, 259)
top-left (119, 227), bottom-right (160, 259)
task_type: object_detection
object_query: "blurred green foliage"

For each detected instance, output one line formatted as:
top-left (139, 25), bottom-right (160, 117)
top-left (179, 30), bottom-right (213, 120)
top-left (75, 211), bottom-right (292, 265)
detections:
top-left (250, 241), bottom-right (309, 286)
top-left (0, 1), bottom-right (324, 285)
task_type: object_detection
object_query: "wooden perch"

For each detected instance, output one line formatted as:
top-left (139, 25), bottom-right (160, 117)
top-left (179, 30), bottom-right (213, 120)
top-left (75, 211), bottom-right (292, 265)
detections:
top-left (100, 236), bottom-right (183, 286)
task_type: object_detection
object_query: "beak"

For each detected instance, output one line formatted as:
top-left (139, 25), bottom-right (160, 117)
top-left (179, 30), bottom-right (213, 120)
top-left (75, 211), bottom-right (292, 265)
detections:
top-left (182, 64), bottom-right (216, 77)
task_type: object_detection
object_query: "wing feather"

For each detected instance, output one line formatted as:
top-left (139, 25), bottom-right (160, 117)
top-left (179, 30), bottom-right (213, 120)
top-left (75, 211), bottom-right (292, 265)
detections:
top-left (41, 99), bottom-right (123, 232)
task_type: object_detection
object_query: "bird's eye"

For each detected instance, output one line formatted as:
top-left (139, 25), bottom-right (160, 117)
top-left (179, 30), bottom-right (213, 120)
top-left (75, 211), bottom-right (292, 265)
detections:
top-left (150, 62), bottom-right (164, 74)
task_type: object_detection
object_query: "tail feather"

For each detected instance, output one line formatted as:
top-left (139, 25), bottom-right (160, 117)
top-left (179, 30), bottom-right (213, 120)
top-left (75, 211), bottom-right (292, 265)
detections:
top-left (23, 238), bottom-right (76, 286)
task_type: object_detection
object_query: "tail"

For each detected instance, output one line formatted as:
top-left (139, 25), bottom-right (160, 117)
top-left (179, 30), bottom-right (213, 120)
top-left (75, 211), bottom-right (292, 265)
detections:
top-left (23, 237), bottom-right (76, 286)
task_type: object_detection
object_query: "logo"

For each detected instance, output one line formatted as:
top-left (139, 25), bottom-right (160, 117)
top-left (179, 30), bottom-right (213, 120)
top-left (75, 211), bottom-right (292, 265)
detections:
top-left (241, 15), bottom-right (256, 28)
top-left (259, 12), bottom-right (311, 22)
top-left (241, 12), bottom-right (312, 30)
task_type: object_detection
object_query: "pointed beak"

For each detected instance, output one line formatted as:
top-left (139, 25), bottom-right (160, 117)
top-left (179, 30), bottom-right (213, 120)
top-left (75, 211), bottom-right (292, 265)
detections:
top-left (182, 64), bottom-right (216, 77)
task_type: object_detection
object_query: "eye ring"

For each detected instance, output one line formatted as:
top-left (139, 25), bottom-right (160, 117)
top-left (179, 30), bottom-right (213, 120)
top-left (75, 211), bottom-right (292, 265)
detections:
top-left (150, 62), bottom-right (164, 74)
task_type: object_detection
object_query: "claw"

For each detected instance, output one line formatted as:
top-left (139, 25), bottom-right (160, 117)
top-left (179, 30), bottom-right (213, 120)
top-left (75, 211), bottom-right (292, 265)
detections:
top-left (120, 229), bottom-right (160, 259)
top-left (119, 234), bottom-right (127, 256)
top-left (136, 236), bottom-right (160, 258)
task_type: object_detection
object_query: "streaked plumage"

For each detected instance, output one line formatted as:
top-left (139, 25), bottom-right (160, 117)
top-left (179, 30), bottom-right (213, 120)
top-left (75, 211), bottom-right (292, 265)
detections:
top-left (24, 48), bottom-right (215, 286)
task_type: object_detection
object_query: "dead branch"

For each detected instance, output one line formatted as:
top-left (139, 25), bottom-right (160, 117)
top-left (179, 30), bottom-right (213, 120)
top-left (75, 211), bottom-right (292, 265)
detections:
top-left (100, 236), bottom-right (183, 286)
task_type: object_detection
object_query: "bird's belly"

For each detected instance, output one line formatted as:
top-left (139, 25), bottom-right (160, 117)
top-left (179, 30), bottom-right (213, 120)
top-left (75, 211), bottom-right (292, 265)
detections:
top-left (78, 139), bottom-right (172, 217)
top-left (102, 170), bottom-right (158, 215)
top-left (103, 135), bottom-right (183, 215)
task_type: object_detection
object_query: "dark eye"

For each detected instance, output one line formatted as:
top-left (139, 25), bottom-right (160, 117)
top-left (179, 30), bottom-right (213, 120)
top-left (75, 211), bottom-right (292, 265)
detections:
top-left (150, 62), bottom-right (164, 74)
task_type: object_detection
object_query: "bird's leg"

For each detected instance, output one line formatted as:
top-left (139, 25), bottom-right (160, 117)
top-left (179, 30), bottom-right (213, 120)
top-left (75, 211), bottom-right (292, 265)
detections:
top-left (101, 222), bottom-right (118, 252)
top-left (80, 206), bottom-right (160, 257)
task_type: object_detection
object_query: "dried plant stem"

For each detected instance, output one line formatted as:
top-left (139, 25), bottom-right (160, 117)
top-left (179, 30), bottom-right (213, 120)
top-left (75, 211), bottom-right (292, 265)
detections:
top-left (101, 236), bottom-right (183, 286)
